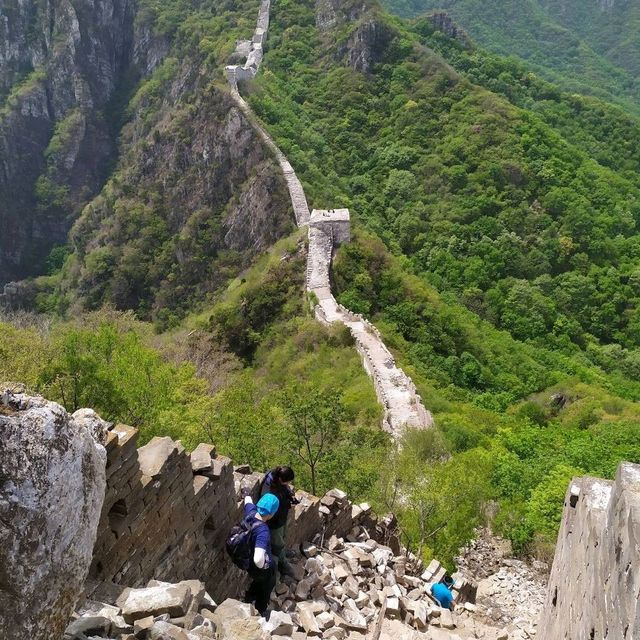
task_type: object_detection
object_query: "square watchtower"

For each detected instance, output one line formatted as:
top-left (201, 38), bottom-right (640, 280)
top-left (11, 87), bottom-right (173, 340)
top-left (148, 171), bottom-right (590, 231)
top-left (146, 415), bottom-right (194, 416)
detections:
top-left (309, 209), bottom-right (351, 245)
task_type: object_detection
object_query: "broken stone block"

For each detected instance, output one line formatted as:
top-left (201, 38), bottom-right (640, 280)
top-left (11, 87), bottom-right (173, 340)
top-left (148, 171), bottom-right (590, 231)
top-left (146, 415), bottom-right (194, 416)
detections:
top-left (297, 602), bottom-right (322, 635)
top-left (188, 619), bottom-right (216, 639)
top-left (343, 577), bottom-right (359, 599)
top-left (311, 584), bottom-right (326, 600)
top-left (64, 616), bottom-right (111, 639)
top-left (133, 615), bottom-right (155, 636)
top-left (264, 610), bottom-right (294, 636)
top-left (323, 627), bottom-right (346, 639)
top-left (335, 609), bottom-right (367, 632)
top-left (420, 559), bottom-right (441, 582)
top-left (316, 611), bottom-right (334, 630)
top-left (306, 557), bottom-right (323, 574)
top-left (385, 597), bottom-right (400, 618)
top-left (118, 584), bottom-right (192, 623)
top-left (190, 444), bottom-right (216, 475)
top-left (354, 592), bottom-right (369, 609)
top-left (295, 578), bottom-right (313, 600)
top-left (334, 564), bottom-right (349, 581)
top-left (327, 536), bottom-right (342, 551)
top-left (148, 621), bottom-right (190, 640)
top-left (440, 608), bottom-right (455, 629)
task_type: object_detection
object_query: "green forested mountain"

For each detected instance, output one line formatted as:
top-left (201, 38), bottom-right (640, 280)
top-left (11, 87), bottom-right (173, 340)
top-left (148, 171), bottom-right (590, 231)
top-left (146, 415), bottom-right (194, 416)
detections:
top-left (381, 0), bottom-right (640, 111)
top-left (2, 0), bottom-right (640, 566)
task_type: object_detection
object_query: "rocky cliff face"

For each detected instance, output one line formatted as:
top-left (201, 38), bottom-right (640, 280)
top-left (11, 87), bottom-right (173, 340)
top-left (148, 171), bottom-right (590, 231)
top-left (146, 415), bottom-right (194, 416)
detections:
top-left (0, 0), bottom-right (164, 285)
top-left (315, 0), bottom-right (397, 73)
top-left (62, 71), bottom-right (293, 323)
top-left (0, 388), bottom-right (107, 640)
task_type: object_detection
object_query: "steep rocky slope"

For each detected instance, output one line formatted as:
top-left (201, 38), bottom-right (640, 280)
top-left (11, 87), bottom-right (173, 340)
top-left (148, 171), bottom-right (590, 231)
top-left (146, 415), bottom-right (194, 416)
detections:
top-left (0, 0), bottom-right (149, 283)
top-left (381, 0), bottom-right (640, 110)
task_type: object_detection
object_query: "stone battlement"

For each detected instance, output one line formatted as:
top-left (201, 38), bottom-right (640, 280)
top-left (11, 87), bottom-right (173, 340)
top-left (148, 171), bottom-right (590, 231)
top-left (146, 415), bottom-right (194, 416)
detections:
top-left (90, 420), bottom-right (400, 605)
top-left (309, 208), bottom-right (351, 245)
top-left (538, 462), bottom-right (640, 639)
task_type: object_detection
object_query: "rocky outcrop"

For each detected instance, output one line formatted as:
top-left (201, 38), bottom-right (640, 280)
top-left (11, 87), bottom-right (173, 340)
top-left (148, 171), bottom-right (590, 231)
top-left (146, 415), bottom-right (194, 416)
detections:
top-left (64, 79), bottom-right (293, 319)
top-left (538, 462), bottom-right (640, 639)
top-left (0, 388), bottom-right (107, 640)
top-left (0, 0), bottom-right (144, 285)
top-left (427, 13), bottom-right (471, 48)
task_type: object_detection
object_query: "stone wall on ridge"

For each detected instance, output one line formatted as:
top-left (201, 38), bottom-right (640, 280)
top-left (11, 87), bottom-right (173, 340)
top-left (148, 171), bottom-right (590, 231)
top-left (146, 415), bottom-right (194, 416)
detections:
top-left (538, 462), bottom-right (640, 639)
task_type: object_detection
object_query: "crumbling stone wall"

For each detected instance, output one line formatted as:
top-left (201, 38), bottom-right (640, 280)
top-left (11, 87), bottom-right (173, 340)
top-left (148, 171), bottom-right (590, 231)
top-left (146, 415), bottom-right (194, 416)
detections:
top-left (307, 209), bottom-right (433, 438)
top-left (538, 462), bottom-right (640, 639)
top-left (89, 423), bottom-right (397, 605)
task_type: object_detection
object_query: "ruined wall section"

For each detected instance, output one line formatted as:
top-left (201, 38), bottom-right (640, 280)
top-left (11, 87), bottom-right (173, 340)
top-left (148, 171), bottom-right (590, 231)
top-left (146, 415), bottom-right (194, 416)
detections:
top-left (538, 462), bottom-right (640, 639)
top-left (90, 423), bottom-right (395, 605)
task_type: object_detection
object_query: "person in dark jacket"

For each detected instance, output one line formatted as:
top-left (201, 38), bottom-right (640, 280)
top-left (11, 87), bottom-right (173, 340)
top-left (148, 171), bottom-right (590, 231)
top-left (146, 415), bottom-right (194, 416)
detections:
top-left (260, 466), bottom-right (298, 575)
top-left (242, 491), bottom-right (280, 616)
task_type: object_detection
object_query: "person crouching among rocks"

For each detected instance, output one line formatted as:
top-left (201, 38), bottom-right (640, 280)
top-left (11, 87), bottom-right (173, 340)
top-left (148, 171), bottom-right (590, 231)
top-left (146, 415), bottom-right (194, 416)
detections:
top-left (260, 466), bottom-right (299, 576)
top-left (242, 491), bottom-right (280, 617)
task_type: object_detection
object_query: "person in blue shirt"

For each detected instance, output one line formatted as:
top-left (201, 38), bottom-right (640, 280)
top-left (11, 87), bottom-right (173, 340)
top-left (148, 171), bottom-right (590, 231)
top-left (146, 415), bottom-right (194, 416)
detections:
top-left (431, 575), bottom-right (455, 610)
top-left (242, 491), bottom-right (280, 616)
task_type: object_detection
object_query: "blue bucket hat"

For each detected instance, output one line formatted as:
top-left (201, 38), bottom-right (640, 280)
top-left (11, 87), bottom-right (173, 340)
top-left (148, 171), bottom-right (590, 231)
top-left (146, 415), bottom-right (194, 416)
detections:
top-left (256, 493), bottom-right (280, 517)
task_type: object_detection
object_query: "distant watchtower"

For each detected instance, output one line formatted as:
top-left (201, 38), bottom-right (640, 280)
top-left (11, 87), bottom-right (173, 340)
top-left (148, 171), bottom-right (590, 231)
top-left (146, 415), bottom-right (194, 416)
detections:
top-left (309, 209), bottom-right (351, 245)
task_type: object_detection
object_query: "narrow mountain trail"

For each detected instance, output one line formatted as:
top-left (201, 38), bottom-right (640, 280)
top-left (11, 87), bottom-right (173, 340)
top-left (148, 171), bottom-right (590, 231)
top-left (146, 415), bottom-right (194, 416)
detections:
top-left (225, 0), bottom-right (433, 439)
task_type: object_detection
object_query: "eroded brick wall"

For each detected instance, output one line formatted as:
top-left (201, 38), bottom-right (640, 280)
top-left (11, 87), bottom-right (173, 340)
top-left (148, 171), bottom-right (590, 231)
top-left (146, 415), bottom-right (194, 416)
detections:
top-left (538, 462), bottom-right (640, 639)
top-left (90, 424), bottom-right (398, 603)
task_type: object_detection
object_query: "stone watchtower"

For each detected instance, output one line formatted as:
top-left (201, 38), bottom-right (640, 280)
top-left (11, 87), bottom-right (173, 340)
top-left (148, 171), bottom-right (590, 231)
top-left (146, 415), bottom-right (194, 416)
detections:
top-left (309, 209), bottom-right (351, 246)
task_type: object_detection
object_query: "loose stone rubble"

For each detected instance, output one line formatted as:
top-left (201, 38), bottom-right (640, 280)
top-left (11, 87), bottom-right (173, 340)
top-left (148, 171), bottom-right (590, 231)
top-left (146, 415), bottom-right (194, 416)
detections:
top-left (68, 523), bottom-right (542, 640)
top-left (455, 530), bottom-right (548, 640)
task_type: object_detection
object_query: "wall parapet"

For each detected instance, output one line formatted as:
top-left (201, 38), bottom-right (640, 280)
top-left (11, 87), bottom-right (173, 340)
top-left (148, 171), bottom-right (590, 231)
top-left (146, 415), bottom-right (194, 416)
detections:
top-left (91, 422), bottom-right (400, 604)
top-left (539, 462), bottom-right (640, 639)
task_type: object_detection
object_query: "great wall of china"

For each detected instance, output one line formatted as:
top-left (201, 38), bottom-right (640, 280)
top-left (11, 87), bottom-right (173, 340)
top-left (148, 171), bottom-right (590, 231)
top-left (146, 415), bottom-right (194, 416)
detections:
top-left (225, 0), bottom-right (433, 439)
top-left (2, 2), bottom-right (640, 639)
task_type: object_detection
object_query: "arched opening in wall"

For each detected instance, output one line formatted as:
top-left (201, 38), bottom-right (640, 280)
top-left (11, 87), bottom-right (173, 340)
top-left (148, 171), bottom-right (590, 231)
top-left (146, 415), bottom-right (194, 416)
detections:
top-left (552, 587), bottom-right (557, 607)
top-left (204, 515), bottom-right (216, 543)
top-left (590, 629), bottom-right (595, 640)
top-left (108, 499), bottom-right (128, 536)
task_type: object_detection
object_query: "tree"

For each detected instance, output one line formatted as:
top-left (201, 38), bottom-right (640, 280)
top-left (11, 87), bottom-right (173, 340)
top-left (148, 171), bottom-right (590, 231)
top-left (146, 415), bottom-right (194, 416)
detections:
top-left (279, 387), bottom-right (344, 494)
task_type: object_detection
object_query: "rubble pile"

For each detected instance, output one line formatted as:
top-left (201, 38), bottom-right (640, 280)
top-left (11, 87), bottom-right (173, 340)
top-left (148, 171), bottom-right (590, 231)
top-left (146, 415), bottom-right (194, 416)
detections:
top-left (65, 525), bottom-right (528, 640)
top-left (455, 530), bottom-right (548, 640)
top-left (473, 561), bottom-right (546, 640)
top-left (63, 579), bottom-right (219, 640)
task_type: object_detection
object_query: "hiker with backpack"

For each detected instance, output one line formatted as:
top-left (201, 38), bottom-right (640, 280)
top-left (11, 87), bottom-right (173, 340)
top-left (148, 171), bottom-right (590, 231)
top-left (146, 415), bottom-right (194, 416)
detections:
top-left (260, 466), bottom-right (299, 577)
top-left (227, 490), bottom-right (280, 617)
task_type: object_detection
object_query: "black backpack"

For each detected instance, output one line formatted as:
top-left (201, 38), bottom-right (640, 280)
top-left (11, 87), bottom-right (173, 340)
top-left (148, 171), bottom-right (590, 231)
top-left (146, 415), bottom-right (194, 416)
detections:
top-left (226, 518), bottom-right (262, 570)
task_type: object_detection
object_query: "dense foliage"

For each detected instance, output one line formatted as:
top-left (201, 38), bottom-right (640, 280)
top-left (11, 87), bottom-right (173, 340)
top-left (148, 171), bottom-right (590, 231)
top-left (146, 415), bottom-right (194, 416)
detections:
top-left (380, 0), bottom-right (640, 112)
